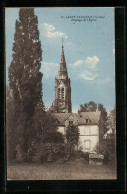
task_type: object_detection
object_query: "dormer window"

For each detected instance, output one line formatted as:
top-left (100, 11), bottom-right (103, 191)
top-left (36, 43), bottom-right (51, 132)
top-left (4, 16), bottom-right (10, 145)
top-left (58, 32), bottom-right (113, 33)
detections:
top-left (69, 121), bottom-right (73, 125)
top-left (86, 118), bottom-right (89, 123)
top-left (85, 116), bottom-right (91, 124)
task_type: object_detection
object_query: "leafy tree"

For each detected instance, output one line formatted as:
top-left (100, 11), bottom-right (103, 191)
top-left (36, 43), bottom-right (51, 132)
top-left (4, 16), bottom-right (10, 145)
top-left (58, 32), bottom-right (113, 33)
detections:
top-left (8, 8), bottom-right (43, 158)
top-left (101, 107), bottom-right (116, 163)
top-left (6, 86), bottom-right (17, 162)
top-left (79, 101), bottom-right (97, 112)
top-left (47, 100), bottom-right (60, 113)
top-left (66, 124), bottom-right (79, 145)
top-left (31, 102), bottom-right (46, 141)
top-left (78, 102), bottom-right (107, 119)
top-left (98, 103), bottom-right (108, 134)
top-left (31, 111), bottom-right (64, 162)
top-left (65, 124), bottom-right (79, 158)
top-left (105, 107), bottom-right (116, 134)
top-left (32, 109), bottom-right (64, 143)
top-left (98, 103), bottom-right (107, 122)
top-left (101, 134), bottom-right (116, 163)
top-left (43, 112), bottom-right (64, 143)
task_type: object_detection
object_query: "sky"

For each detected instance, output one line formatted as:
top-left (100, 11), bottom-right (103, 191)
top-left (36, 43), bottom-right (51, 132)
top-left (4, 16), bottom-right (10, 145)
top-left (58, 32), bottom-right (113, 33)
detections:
top-left (5, 7), bottom-right (115, 112)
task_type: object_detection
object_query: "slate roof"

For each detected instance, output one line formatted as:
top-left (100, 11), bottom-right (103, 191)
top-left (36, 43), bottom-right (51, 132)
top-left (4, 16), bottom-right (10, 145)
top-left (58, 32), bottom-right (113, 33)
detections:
top-left (54, 111), bottom-right (101, 125)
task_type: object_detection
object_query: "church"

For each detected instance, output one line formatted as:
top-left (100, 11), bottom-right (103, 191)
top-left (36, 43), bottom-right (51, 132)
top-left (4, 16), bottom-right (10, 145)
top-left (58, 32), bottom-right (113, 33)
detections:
top-left (50, 42), bottom-right (104, 153)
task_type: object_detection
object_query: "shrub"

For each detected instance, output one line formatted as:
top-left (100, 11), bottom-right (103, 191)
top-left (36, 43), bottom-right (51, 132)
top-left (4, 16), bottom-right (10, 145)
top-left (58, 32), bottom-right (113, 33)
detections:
top-left (72, 150), bottom-right (89, 162)
top-left (31, 142), bottom-right (50, 163)
top-left (100, 134), bottom-right (116, 164)
top-left (31, 141), bottom-right (65, 163)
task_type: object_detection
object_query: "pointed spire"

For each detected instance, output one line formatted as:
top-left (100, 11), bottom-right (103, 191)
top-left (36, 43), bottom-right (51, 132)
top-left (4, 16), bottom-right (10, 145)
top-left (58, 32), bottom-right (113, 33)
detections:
top-left (62, 37), bottom-right (63, 48)
top-left (58, 38), bottom-right (68, 79)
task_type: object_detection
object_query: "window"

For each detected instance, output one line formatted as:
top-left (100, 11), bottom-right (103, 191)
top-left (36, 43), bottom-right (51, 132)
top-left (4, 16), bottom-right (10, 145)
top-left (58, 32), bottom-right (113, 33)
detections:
top-left (86, 118), bottom-right (88, 123)
top-left (85, 116), bottom-right (91, 124)
top-left (69, 121), bottom-right (73, 125)
top-left (58, 88), bottom-right (60, 99)
top-left (84, 140), bottom-right (91, 150)
top-left (62, 88), bottom-right (64, 99)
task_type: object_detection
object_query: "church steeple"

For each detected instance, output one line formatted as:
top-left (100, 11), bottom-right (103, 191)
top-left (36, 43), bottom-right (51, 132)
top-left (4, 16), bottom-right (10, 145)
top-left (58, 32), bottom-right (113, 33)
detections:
top-left (58, 39), bottom-right (68, 79)
top-left (54, 39), bottom-right (72, 113)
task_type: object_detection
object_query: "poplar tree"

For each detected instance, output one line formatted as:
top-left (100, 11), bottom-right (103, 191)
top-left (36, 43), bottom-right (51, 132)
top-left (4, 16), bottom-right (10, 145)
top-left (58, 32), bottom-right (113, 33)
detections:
top-left (8, 8), bottom-right (43, 157)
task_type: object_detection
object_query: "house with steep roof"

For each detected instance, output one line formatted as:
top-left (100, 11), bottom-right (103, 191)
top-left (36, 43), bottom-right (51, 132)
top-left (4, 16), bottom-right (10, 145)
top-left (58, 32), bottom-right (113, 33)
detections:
top-left (50, 41), bottom-right (104, 153)
top-left (54, 111), bottom-right (103, 152)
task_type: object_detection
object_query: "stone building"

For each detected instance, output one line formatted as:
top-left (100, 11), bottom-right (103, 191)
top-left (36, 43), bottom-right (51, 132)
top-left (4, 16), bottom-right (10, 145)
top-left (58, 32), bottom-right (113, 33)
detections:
top-left (50, 42), bottom-right (104, 153)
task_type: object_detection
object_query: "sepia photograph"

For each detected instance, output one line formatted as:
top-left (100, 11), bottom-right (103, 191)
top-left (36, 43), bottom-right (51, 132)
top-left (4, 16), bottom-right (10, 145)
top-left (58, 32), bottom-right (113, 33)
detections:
top-left (6, 7), bottom-right (116, 180)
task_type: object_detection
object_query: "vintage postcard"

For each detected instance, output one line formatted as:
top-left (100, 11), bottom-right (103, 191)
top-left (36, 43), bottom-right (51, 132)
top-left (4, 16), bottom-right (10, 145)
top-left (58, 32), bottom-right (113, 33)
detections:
top-left (6, 7), bottom-right (116, 180)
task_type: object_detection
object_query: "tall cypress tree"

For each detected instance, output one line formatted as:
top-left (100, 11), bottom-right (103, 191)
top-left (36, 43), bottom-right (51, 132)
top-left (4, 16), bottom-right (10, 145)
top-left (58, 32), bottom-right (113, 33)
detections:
top-left (8, 8), bottom-right (43, 157)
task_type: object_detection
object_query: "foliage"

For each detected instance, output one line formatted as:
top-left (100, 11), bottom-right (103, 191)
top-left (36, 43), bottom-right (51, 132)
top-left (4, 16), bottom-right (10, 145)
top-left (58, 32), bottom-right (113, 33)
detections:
top-left (101, 134), bottom-right (116, 163)
top-left (101, 107), bottom-right (116, 163)
top-left (47, 101), bottom-right (59, 113)
top-left (31, 142), bottom-right (50, 163)
top-left (31, 142), bottom-right (87, 163)
top-left (44, 130), bottom-right (64, 144)
top-left (98, 104), bottom-right (107, 134)
top-left (42, 113), bottom-right (61, 143)
top-left (65, 124), bottom-right (80, 159)
top-left (29, 124), bottom-right (80, 163)
top-left (78, 102), bottom-right (107, 121)
top-left (32, 102), bottom-right (46, 141)
top-left (66, 124), bottom-right (79, 145)
top-left (105, 107), bottom-right (116, 133)
top-left (28, 141), bottom-right (65, 163)
top-left (98, 104), bottom-right (107, 122)
top-left (30, 110), bottom-right (64, 162)
top-left (32, 109), bottom-right (64, 144)
top-left (6, 86), bottom-right (17, 162)
top-left (8, 8), bottom-right (43, 161)
top-left (70, 149), bottom-right (89, 161)
top-left (79, 101), bottom-right (107, 135)
top-left (79, 101), bottom-right (97, 112)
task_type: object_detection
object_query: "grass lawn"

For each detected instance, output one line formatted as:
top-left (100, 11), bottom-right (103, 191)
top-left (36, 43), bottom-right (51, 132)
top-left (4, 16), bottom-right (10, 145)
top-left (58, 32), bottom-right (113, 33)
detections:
top-left (7, 159), bottom-right (117, 180)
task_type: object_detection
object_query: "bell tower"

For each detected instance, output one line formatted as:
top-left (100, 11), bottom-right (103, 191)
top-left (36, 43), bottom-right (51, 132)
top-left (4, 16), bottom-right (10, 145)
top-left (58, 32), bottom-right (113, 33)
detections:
top-left (55, 40), bottom-right (72, 113)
